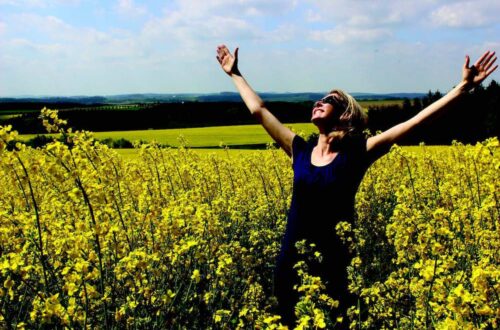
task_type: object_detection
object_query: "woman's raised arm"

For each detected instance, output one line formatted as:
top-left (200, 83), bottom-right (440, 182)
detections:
top-left (366, 50), bottom-right (498, 159)
top-left (216, 45), bottom-right (295, 157)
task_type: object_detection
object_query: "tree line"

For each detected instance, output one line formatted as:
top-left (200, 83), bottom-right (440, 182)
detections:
top-left (367, 80), bottom-right (499, 144)
top-left (1, 80), bottom-right (498, 145)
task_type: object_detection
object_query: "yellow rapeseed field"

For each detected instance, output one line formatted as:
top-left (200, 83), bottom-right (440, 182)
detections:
top-left (0, 109), bottom-right (498, 329)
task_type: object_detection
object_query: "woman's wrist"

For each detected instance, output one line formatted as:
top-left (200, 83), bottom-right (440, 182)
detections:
top-left (229, 68), bottom-right (242, 77)
top-left (456, 80), bottom-right (473, 93)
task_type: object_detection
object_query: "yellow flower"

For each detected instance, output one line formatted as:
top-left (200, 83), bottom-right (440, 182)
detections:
top-left (191, 269), bottom-right (201, 283)
top-left (313, 308), bottom-right (326, 328)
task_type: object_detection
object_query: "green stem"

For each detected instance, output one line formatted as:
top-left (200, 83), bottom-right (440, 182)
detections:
top-left (14, 153), bottom-right (49, 295)
top-left (75, 177), bottom-right (110, 329)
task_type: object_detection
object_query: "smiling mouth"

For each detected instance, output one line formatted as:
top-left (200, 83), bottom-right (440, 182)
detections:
top-left (312, 108), bottom-right (324, 115)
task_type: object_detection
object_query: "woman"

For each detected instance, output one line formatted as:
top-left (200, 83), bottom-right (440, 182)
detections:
top-left (216, 45), bottom-right (497, 326)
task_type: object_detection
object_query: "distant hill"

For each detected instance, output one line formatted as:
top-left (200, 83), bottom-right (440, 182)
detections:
top-left (0, 92), bottom-right (426, 105)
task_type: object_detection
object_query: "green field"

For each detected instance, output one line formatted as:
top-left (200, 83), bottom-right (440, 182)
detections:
top-left (20, 123), bottom-right (318, 147)
top-left (0, 114), bottom-right (22, 120)
top-left (19, 122), bottom-right (452, 160)
top-left (359, 99), bottom-right (404, 108)
top-left (0, 109), bottom-right (40, 115)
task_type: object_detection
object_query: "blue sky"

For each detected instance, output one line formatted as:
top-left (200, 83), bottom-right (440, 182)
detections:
top-left (0, 0), bottom-right (499, 96)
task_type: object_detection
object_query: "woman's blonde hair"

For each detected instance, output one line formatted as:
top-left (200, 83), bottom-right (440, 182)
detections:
top-left (326, 89), bottom-right (368, 150)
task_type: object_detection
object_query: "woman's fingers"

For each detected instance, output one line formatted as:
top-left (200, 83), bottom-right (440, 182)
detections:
top-left (474, 50), bottom-right (490, 68)
top-left (217, 44), bottom-right (227, 52)
top-left (486, 64), bottom-right (498, 77)
top-left (216, 45), bottom-right (234, 65)
top-left (217, 51), bottom-right (228, 63)
top-left (216, 52), bottom-right (222, 63)
top-left (480, 51), bottom-right (495, 69)
top-left (485, 51), bottom-right (495, 62)
top-left (483, 55), bottom-right (497, 72)
top-left (464, 55), bottom-right (470, 69)
top-left (216, 45), bottom-right (229, 58)
top-left (218, 45), bottom-right (230, 57)
top-left (465, 50), bottom-right (498, 81)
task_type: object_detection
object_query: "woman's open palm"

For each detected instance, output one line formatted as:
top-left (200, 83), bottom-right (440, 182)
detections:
top-left (217, 45), bottom-right (239, 76)
top-left (463, 51), bottom-right (497, 87)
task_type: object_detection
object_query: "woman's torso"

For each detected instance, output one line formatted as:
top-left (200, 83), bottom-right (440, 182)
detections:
top-left (282, 134), bottom-right (370, 254)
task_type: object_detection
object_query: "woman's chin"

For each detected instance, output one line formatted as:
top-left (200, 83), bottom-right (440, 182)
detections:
top-left (312, 118), bottom-right (337, 134)
top-left (311, 116), bottom-right (328, 127)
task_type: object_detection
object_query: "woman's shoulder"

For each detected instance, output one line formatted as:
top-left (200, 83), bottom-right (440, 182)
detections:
top-left (347, 134), bottom-right (367, 150)
top-left (291, 134), bottom-right (312, 165)
top-left (292, 134), bottom-right (311, 150)
top-left (341, 134), bottom-right (368, 159)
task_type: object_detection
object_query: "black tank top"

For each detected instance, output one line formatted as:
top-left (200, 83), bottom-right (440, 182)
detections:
top-left (274, 134), bottom-right (373, 326)
top-left (280, 134), bottom-right (371, 256)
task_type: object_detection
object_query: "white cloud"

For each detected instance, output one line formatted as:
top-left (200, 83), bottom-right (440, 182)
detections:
top-left (266, 24), bottom-right (303, 42)
top-left (0, 0), bottom-right (45, 6)
top-left (305, 0), bottom-right (500, 48)
top-left (310, 26), bottom-right (392, 44)
top-left (138, 0), bottom-right (303, 51)
top-left (307, 0), bottom-right (433, 27)
top-left (305, 9), bottom-right (323, 22)
top-left (174, 0), bottom-right (297, 17)
top-left (7, 38), bottom-right (68, 56)
top-left (10, 13), bottom-right (73, 37)
top-left (0, 0), bottom-right (79, 7)
top-left (142, 11), bottom-right (261, 45)
top-left (20, 14), bottom-right (96, 42)
top-left (481, 41), bottom-right (500, 50)
top-left (308, 0), bottom-right (500, 30)
top-left (53, 0), bottom-right (80, 4)
top-left (430, 1), bottom-right (500, 28)
top-left (5, 14), bottom-right (148, 62)
top-left (306, 0), bottom-right (491, 33)
top-left (302, 0), bottom-right (437, 47)
top-left (115, 0), bottom-right (147, 17)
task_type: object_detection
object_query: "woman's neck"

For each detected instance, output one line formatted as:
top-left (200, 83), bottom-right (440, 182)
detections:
top-left (316, 132), bottom-right (334, 155)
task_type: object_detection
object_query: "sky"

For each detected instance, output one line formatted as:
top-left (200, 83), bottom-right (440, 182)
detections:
top-left (0, 0), bottom-right (499, 96)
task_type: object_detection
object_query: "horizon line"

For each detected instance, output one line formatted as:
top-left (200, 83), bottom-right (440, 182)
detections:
top-left (0, 91), bottom-right (430, 99)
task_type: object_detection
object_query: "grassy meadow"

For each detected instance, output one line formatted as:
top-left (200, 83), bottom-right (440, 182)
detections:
top-left (18, 120), bottom-right (457, 161)
top-left (19, 121), bottom-right (448, 160)
top-left (19, 123), bottom-right (318, 148)
top-left (359, 99), bottom-right (404, 108)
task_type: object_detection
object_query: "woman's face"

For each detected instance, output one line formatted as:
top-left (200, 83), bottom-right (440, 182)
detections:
top-left (311, 94), bottom-right (340, 127)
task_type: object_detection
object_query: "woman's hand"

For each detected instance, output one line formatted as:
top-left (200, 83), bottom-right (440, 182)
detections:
top-left (462, 51), bottom-right (497, 89)
top-left (216, 45), bottom-right (240, 76)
